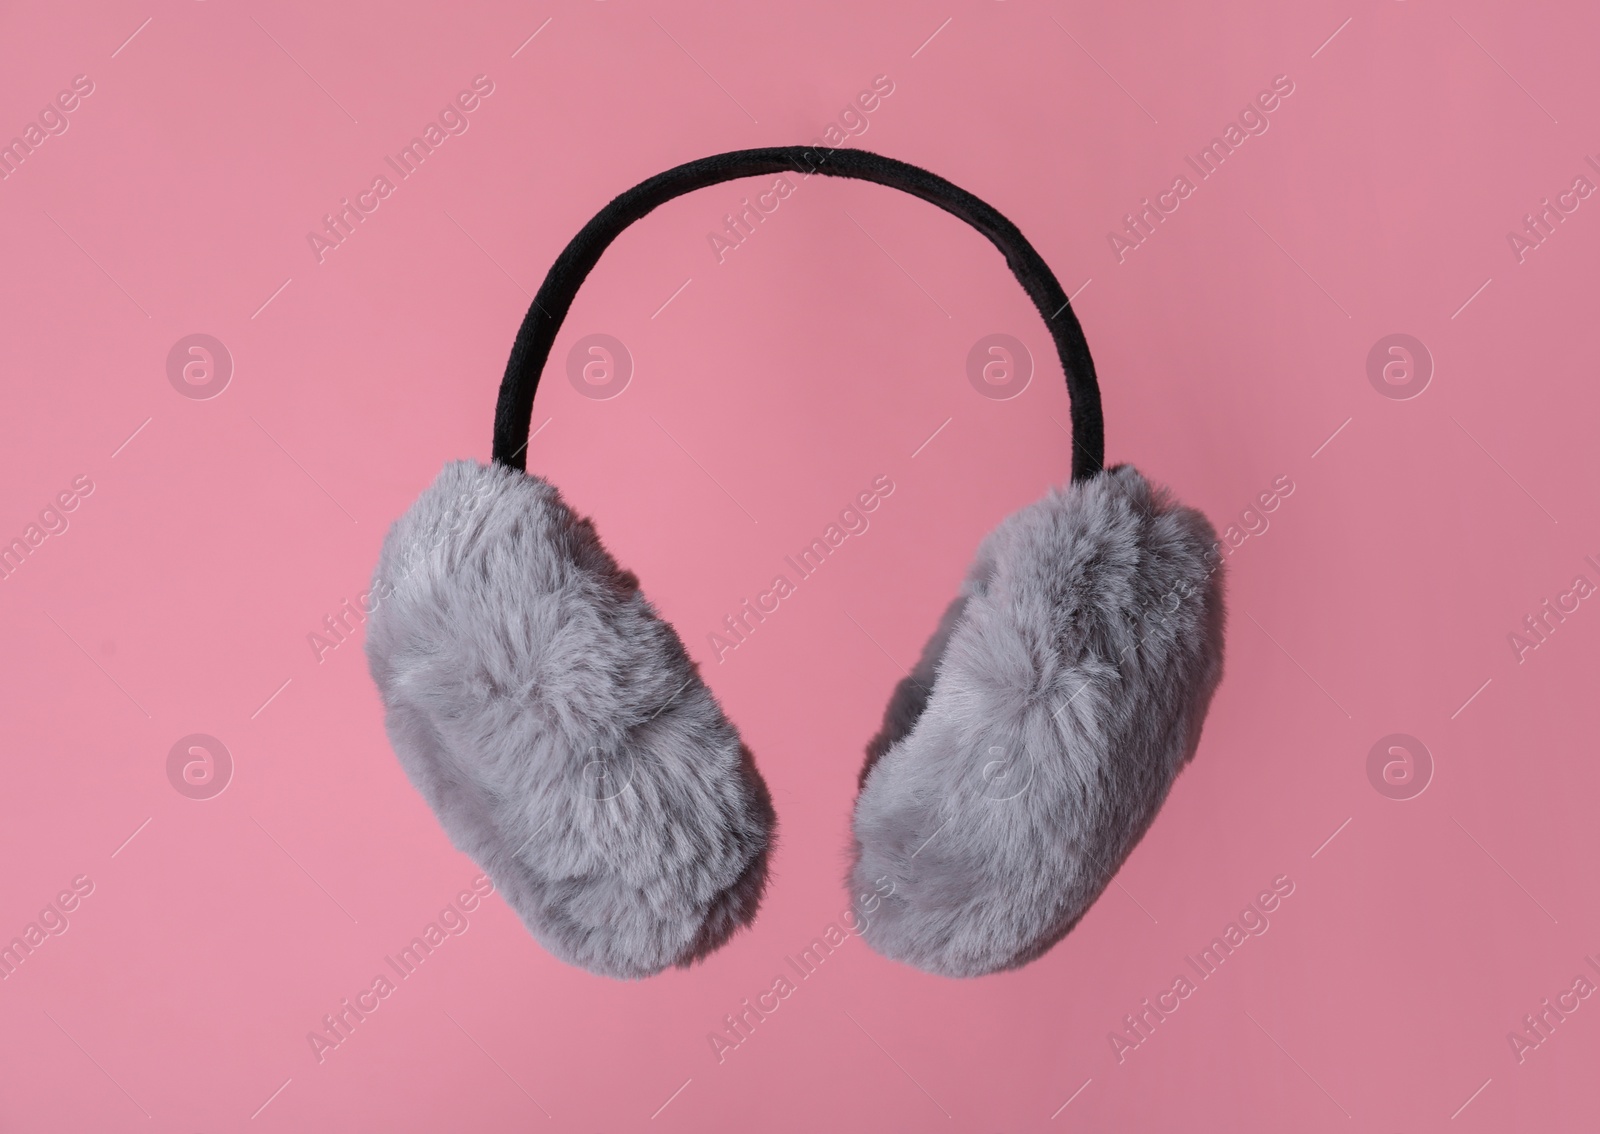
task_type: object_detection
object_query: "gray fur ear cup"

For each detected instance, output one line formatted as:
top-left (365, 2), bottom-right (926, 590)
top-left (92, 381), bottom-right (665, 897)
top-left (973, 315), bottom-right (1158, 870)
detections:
top-left (849, 465), bottom-right (1225, 977)
top-left (365, 460), bottom-right (775, 980)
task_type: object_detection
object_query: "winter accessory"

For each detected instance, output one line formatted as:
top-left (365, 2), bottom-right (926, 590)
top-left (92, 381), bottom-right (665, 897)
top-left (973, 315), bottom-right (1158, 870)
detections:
top-left (366, 147), bottom-right (1225, 980)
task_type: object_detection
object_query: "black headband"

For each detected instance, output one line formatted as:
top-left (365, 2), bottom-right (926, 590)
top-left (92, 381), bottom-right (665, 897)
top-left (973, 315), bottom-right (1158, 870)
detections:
top-left (493, 146), bottom-right (1105, 481)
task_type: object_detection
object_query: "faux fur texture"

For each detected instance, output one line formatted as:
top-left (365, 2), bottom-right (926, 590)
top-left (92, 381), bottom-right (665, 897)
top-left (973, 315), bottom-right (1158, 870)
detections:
top-left (850, 465), bottom-right (1225, 977)
top-left (364, 460), bottom-right (775, 980)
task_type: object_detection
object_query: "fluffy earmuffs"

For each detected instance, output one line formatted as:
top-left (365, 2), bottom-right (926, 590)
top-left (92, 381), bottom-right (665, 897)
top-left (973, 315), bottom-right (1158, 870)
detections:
top-left (852, 465), bottom-right (1224, 976)
top-left (365, 146), bottom-right (1227, 980)
top-left (366, 461), bottom-right (774, 979)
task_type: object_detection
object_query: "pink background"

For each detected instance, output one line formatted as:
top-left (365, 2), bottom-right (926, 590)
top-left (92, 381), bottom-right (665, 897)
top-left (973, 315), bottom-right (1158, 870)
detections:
top-left (2, 0), bottom-right (1598, 1130)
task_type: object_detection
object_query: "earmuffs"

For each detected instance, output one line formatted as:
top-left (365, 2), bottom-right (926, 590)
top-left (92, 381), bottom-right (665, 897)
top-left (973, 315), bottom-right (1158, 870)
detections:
top-left (365, 147), bottom-right (1226, 980)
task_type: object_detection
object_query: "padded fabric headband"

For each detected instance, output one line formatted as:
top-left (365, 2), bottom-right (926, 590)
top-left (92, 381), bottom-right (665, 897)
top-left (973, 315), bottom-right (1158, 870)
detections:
top-left (491, 146), bottom-right (1106, 482)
